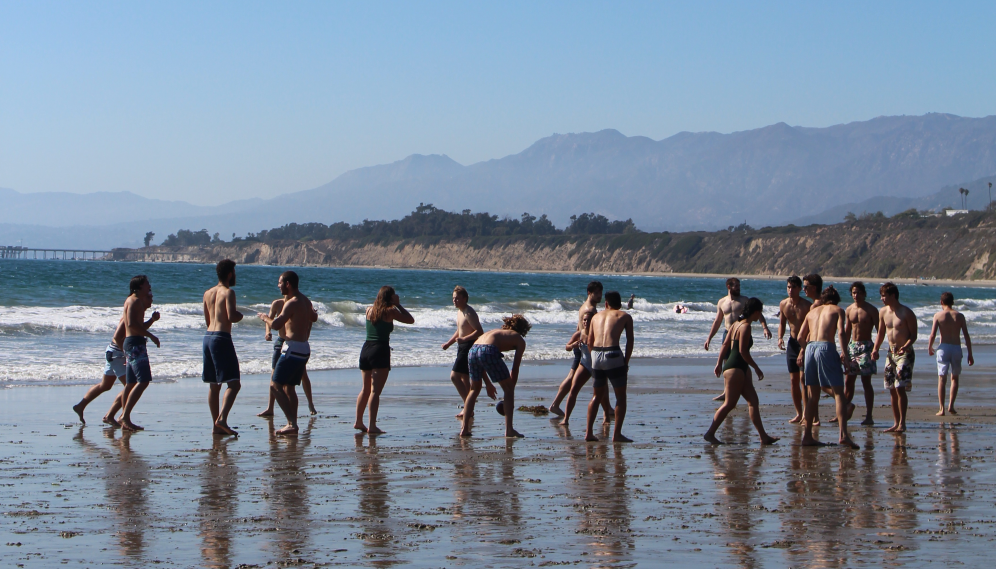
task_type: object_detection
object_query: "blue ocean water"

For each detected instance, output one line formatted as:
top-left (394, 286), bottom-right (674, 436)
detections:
top-left (1, 260), bottom-right (994, 386)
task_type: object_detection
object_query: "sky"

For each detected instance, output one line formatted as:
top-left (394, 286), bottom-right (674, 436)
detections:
top-left (2, 1), bottom-right (996, 206)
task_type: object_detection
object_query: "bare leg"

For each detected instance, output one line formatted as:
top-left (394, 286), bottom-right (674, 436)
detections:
top-left (271, 382), bottom-right (298, 434)
top-left (213, 381), bottom-right (240, 435)
top-left (258, 369), bottom-right (276, 417)
top-left (354, 370), bottom-right (373, 432)
top-left (549, 369), bottom-right (574, 416)
top-left (585, 384), bottom-right (607, 441)
top-left (948, 375), bottom-right (959, 414)
top-left (121, 381), bottom-right (149, 431)
top-left (704, 370), bottom-right (744, 444)
top-left (801, 385), bottom-right (824, 446)
top-left (103, 378), bottom-right (127, 426)
top-left (834, 375), bottom-right (858, 424)
top-left (884, 388), bottom-right (902, 432)
top-left (788, 371), bottom-right (804, 423)
top-left (832, 385), bottom-right (858, 448)
top-left (741, 376), bottom-right (777, 444)
top-left (937, 374), bottom-right (946, 415)
top-left (460, 383), bottom-right (482, 436)
top-left (498, 377), bottom-right (522, 438)
top-left (74, 374), bottom-right (119, 424)
top-left (610, 383), bottom-right (629, 442)
top-left (601, 390), bottom-right (615, 424)
top-left (366, 368), bottom-right (390, 434)
top-left (860, 375), bottom-right (875, 425)
top-left (451, 371), bottom-right (471, 417)
top-left (561, 368), bottom-right (591, 425)
top-left (897, 386), bottom-right (908, 432)
top-left (301, 370), bottom-right (317, 415)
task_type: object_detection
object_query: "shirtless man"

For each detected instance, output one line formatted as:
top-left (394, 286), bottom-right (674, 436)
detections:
top-left (442, 286), bottom-right (484, 418)
top-left (706, 278), bottom-right (772, 400)
top-left (257, 271), bottom-right (317, 435)
top-left (461, 315), bottom-right (530, 438)
top-left (559, 281), bottom-right (614, 424)
top-left (872, 282), bottom-right (918, 433)
top-left (777, 276), bottom-right (811, 423)
top-left (259, 296), bottom-right (318, 417)
top-left (202, 259), bottom-right (244, 436)
top-left (801, 273), bottom-right (826, 422)
top-left (73, 299), bottom-right (160, 425)
top-left (585, 291), bottom-right (634, 443)
top-left (796, 286), bottom-right (858, 448)
top-left (927, 291), bottom-right (973, 416)
top-left (119, 275), bottom-right (160, 432)
top-left (843, 282), bottom-right (879, 426)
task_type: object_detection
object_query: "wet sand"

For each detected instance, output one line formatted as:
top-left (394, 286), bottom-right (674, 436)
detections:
top-left (3, 350), bottom-right (996, 568)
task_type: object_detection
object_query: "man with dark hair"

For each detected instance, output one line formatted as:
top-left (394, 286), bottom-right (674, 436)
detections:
top-left (928, 291), bottom-right (973, 416)
top-left (586, 291), bottom-right (634, 443)
top-left (706, 277), bottom-right (772, 401)
top-left (461, 315), bottom-right (531, 438)
top-left (844, 281), bottom-right (879, 426)
top-left (872, 282), bottom-right (917, 433)
top-left (120, 275), bottom-right (160, 431)
top-left (442, 285), bottom-right (484, 417)
top-left (796, 286), bottom-right (858, 448)
top-left (558, 281), bottom-right (614, 424)
top-left (778, 275), bottom-right (811, 423)
top-left (257, 271), bottom-right (317, 435)
top-left (800, 273), bottom-right (825, 422)
top-left (202, 259), bottom-right (244, 436)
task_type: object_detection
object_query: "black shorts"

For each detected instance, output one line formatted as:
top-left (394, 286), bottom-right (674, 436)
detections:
top-left (452, 340), bottom-right (472, 375)
top-left (786, 337), bottom-right (802, 374)
top-left (359, 341), bottom-right (391, 371)
top-left (570, 345), bottom-right (583, 370)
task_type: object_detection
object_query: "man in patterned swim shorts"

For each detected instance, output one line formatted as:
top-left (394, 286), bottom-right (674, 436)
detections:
top-left (872, 282), bottom-right (918, 433)
top-left (461, 314), bottom-right (531, 438)
top-left (844, 282), bottom-right (879, 426)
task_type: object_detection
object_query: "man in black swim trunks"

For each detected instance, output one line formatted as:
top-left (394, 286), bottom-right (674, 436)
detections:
top-left (586, 291), bottom-right (634, 443)
top-left (442, 286), bottom-right (484, 418)
top-left (778, 275), bottom-right (812, 424)
top-left (202, 259), bottom-right (244, 436)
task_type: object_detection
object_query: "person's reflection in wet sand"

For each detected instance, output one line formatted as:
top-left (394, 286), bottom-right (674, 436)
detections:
top-left (932, 427), bottom-right (964, 517)
top-left (881, 435), bottom-right (919, 557)
top-left (354, 432), bottom-right (404, 566)
top-left (849, 429), bottom-right (885, 532)
top-left (96, 428), bottom-right (151, 562)
top-left (265, 417), bottom-right (314, 561)
top-left (198, 436), bottom-right (238, 569)
top-left (565, 441), bottom-right (632, 565)
top-left (705, 438), bottom-right (768, 568)
top-left (449, 437), bottom-right (524, 554)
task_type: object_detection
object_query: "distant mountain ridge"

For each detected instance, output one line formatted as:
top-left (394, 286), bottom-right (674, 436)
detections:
top-left (3, 113), bottom-right (996, 249)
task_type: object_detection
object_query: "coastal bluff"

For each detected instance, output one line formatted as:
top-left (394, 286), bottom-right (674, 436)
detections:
top-left (118, 212), bottom-right (996, 281)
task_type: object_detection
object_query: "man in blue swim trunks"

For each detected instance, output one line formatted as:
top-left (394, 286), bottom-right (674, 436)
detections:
top-left (203, 259), bottom-right (244, 436)
top-left (258, 271), bottom-right (317, 436)
top-left (120, 275), bottom-right (160, 432)
top-left (442, 285), bottom-right (484, 418)
top-left (461, 314), bottom-right (531, 438)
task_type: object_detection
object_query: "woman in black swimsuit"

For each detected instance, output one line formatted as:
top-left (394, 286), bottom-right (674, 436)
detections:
top-left (704, 297), bottom-right (779, 445)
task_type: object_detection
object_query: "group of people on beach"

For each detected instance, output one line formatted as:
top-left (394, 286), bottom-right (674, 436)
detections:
top-left (701, 275), bottom-right (973, 448)
top-left (71, 261), bottom-right (636, 442)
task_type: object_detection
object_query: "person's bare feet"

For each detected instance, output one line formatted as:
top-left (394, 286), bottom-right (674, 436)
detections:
top-left (602, 409), bottom-right (615, 424)
top-left (275, 425), bottom-right (299, 435)
top-left (812, 418), bottom-right (821, 426)
top-left (801, 436), bottom-right (825, 446)
top-left (839, 436), bottom-right (859, 449)
top-left (549, 406), bottom-right (565, 417)
top-left (257, 410), bottom-right (274, 417)
top-left (948, 408), bottom-right (958, 415)
top-left (72, 403), bottom-right (86, 424)
top-left (713, 393), bottom-right (726, 402)
top-left (121, 421), bottom-right (143, 432)
top-left (788, 415), bottom-right (802, 424)
top-left (309, 406), bottom-right (318, 416)
top-left (703, 434), bottom-right (722, 444)
top-left (367, 426), bottom-right (385, 435)
top-left (505, 430), bottom-right (524, 438)
top-left (936, 409), bottom-right (946, 416)
top-left (612, 434), bottom-right (633, 443)
top-left (884, 424), bottom-right (900, 432)
top-left (585, 432), bottom-right (599, 442)
top-left (213, 421), bottom-right (238, 436)
top-left (760, 435), bottom-right (779, 445)
top-left (102, 415), bottom-right (120, 428)
top-left (559, 419), bottom-right (570, 426)
top-left (861, 417), bottom-right (874, 426)
top-left (896, 424), bottom-right (906, 433)
top-left (353, 422), bottom-right (368, 432)
top-left (828, 417), bottom-right (839, 424)
top-left (846, 404), bottom-right (856, 421)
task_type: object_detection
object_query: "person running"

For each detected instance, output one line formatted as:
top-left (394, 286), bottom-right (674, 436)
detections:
top-left (202, 259), bottom-right (243, 436)
top-left (928, 291), bottom-right (973, 416)
top-left (258, 296), bottom-right (318, 417)
top-left (73, 306), bottom-right (159, 425)
top-left (442, 286), bottom-right (483, 418)
top-left (705, 277), bottom-right (772, 401)
top-left (705, 297), bottom-right (779, 445)
top-left (777, 275), bottom-right (811, 424)
top-left (460, 315), bottom-right (531, 438)
top-left (119, 275), bottom-right (160, 432)
top-left (549, 311), bottom-right (591, 416)
top-left (559, 281), bottom-right (614, 424)
top-left (257, 271), bottom-right (317, 436)
top-left (872, 282), bottom-right (918, 433)
top-left (796, 286), bottom-right (858, 448)
top-left (354, 286), bottom-right (415, 434)
top-left (585, 291), bottom-right (634, 443)
top-left (843, 282), bottom-right (879, 426)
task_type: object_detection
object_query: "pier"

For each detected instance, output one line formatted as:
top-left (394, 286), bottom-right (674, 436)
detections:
top-left (1, 246), bottom-right (199, 263)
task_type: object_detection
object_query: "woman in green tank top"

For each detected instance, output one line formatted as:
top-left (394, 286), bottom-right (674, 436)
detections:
top-left (704, 298), bottom-right (779, 445)
top-left (355, 286), bottom-right (414, 434)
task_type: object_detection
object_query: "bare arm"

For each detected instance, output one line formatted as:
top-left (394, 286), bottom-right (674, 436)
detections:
top-left (758, 313), bottom-right (772, 339)
top-left (837, 309), bottom-right (848, 362)
top-left (705, 307), bottom-right (724, 350)
top-left (714, 323), bottom-right (734, 377)
top-left (960, 313), bottom-right (974, 365)
top-left (144, 311), bottom-right (160, 330)
top-left (739, 325), bottom-right (763, 380)
top-left (871, 311), bottom-right (887, 359)
top-left (390, 304), bottom-right (415, 325)
top-left (261, 299), bottom-right (295, 331)
top-left (796, 317), bottom-right (810, 367)
top-left (777, 302), bottom-right (787, 350)
top-left (510, 336), bottom-right (526, 382)
top-left (226, 289), bottom-right (243, 324)
top-left (265, 301), bottom-right (280, 340)
top-left (623, 316), bottom-right (634, 365)
top-left (843, 309), bottom-right (853, 348)
top-left (566, 331), bottom-right (582, 351)
top-left (927, 316), bottom-right (939, 355)
top-left (459, 309), bottom-right (484, 343)
top-left (203, 295), bottom-right (211, 328)
top-left (901, 310), bottom-right (918, 352)
top-left (442, 329), bottom-right (459, 350)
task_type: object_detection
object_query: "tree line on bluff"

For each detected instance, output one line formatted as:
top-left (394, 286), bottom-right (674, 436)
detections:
top-left (153, 204), bottom-right (639, 247)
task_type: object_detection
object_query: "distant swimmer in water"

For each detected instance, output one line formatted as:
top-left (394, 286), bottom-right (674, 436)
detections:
top-left (843, 282), bottom-right (879, 426)
top-left (442, 286), bottom-right (484, 418)
top-left (202, 259), bottom-right (243, 436)
top-left (354, 286), bottom-right (415, 434)
top-left (704, 297), bottom-right (778, 445)
top-left (627, 294), bottom-right (636, 310)
top-left (705, 278), bottom-right (772, 401)
top-left (928, 291), bottom-right (974, 416)
top-left (674, 304), bottom-right (688, 314)
top-left (777, 276), bottom-right (811, 424)
top-left (549, 311), bottom-right (592, 417)
top-left (119, 275), bottom-right (160, 432)
top-left (586, 291), bottom-right (634, 443)
top-left (872, 282), bottom-right (918, 434)
top-left (73, 294), bottom-right (159, 426)
top-left (461, 314), bottom-right (531, 438)
top-left (259, 295), bottom-right (318, 418)
top-left (560, 281), bottom-right (614, 425)
top-left (257, 271), bottom-right (318, 436)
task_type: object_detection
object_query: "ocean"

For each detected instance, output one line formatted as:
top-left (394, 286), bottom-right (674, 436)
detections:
top-left (1, 259), bottom-right (994, 387)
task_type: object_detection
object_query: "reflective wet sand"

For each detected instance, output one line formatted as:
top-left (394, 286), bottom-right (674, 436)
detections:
top-left (3, 353), bottom-right (996, 567)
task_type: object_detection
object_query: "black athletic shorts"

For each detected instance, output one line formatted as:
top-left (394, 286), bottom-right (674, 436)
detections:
top-left (452, 340), bottom-right (472, 375)
top-left (786, 336), bottom-right (802, 374)
top-left (359, 341), bottom-right (391, 371)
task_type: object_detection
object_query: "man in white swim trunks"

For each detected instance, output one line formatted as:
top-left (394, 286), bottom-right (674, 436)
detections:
top-left (706, 277), bottom-right (772, 401)
top-left (257, 271), bottom-right (317, 436)
top-left (585, 291), bottom-right (634, 443)
top-left (927, 291), bottom-right (974, 416)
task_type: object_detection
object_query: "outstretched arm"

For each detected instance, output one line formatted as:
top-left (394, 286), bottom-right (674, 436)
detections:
top-left (391, 304), bottom-right (415, 325)
top-left (705, 308), bottom-right (724, 350)
top-left (510, 337), bottom-right (526, 382)
top-left (443, 329), bottom-right (459, 350)
top-left (260, 299), bottom-right (294, 331)
top-left (758, 313), bottom-right (772, 339)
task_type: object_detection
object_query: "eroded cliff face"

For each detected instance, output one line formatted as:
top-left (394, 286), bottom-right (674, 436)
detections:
top-left (124, 214), bottom-right (996, 280)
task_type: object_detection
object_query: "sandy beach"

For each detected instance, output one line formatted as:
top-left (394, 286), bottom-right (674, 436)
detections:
top-left (2, 348), bottom-right (995, 568)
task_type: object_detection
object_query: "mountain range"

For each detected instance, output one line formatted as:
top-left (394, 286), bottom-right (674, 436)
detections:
top-left (3, 112), bottom-right (996, 249)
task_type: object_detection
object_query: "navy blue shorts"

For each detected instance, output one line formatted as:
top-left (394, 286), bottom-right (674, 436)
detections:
top-left (468, 344), bottom-right (510, 384)
top-left (570, 345), bottom-right (583, 370)
top-left (203, 331), bottom-right (240, 384)
top-left (123, 336), bottom-right (152, 384)
top-left (452, 340), bottom-right (472, 375)
top-left (273, 351), bottom-right (309, 387)
top-left (271, 337), bottom-right (284, 370)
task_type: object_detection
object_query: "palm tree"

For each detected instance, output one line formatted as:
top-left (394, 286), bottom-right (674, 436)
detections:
top-left (959, 188), bottom-right (968, 209)
top-left (989, 182), bottom-right (992, 210)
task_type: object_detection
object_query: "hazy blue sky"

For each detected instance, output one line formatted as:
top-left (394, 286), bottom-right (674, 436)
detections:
top-left (2, 1), bottom-right (995, 205)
